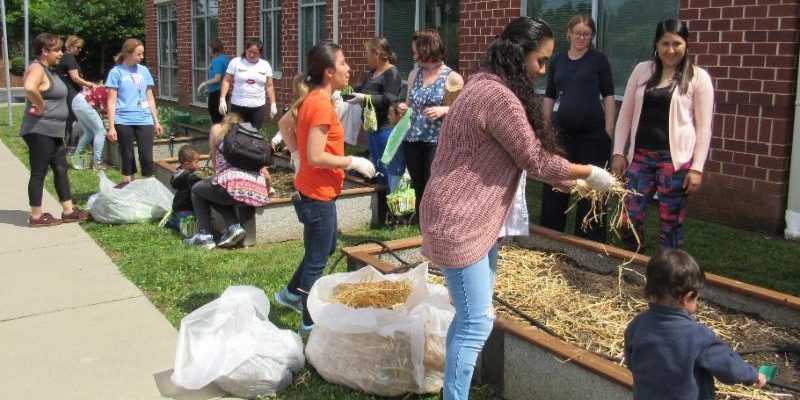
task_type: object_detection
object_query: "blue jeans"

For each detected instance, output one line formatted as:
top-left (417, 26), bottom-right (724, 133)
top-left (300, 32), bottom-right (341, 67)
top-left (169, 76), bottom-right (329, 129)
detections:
top-left (72, 95), bottom-right (106, 165)
top-left (440, 243), bottom-right (499, 400)
top-left (287, 192), bottom-right (338, 325)
top-left (166, 210), bottom-right (194, 232)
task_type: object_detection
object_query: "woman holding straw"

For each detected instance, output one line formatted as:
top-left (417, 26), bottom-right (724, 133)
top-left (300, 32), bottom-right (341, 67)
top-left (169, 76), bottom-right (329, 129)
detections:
top-left (274, 42), bottom-right (376, 337)
top-left (420, 17), bottom-right (617, 399)
top-left (611, 19), bottom-right (714, 251)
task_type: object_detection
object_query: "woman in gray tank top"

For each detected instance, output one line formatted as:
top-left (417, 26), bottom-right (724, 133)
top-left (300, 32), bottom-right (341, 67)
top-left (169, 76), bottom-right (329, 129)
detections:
top-left (21, 33), bottom-right (87, 227)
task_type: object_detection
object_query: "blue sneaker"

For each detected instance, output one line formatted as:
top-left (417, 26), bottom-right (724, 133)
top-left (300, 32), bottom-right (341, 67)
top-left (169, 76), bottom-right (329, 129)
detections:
top-left (299, 322), bottom-right (314, 339)
top-left (274, 287), bottom-right (303, 313)
top-left (183, 233), bottom-right (216, 250)
top-left (218, 223), bottom-right (245, 248)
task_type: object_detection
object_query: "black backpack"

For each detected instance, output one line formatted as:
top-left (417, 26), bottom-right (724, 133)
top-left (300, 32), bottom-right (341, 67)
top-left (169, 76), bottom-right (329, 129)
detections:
top-left (222, 123), bottom-right (272, 171)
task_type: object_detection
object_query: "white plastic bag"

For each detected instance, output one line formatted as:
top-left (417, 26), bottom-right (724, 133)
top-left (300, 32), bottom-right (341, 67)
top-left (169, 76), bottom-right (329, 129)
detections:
top-left (86, 171), bottom-right (173, 224)
top-left (305, 263), bottom-right (453, 396)
top-left (333, 91), bottom-right (364, 146)
top-left (171, 286), bottom-right (305, 398)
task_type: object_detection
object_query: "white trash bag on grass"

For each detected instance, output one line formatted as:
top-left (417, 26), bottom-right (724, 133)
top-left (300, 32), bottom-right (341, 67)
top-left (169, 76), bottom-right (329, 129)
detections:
top-left (305, 263), bottom-right (454, 397)
top-left (86, 171), bottom-right (173, 224)
top-left (171, 286), bottom-right (305, 398)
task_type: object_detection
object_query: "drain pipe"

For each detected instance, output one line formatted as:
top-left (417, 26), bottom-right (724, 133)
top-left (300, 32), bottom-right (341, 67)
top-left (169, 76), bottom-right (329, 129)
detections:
top-left (785, 47), bottom-right (800, 240)
top-left (236, 0), bottom-right (244, 56)
top-left (332, 0), bottom-right (339, 44)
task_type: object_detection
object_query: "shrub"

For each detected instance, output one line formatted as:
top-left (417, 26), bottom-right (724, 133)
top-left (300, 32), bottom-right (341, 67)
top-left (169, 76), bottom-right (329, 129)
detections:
top-left (10, 56), bottom-right (26, 76)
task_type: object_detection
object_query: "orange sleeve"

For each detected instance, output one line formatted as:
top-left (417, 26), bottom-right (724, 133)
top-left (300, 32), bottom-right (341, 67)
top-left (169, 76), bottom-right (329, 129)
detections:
top-left (306, 95), bottom-right (335, 130)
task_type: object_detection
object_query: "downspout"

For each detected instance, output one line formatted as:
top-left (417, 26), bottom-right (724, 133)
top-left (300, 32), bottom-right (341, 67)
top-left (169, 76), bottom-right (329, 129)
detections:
top-left (236, 0), bottom-right (244, 56)
top-left (332, 0), bottom-right (339, 44)
top-left (785, 47), bottom-right (800, 240)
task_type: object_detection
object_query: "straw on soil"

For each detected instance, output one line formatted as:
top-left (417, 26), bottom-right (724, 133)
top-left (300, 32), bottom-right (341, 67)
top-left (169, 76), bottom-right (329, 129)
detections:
top-left (479, 246), bottom-right (791, 400)
top-left (331, 279), bottom-right (413, 309)
top-left (567, 180), bottom-right (642, 252)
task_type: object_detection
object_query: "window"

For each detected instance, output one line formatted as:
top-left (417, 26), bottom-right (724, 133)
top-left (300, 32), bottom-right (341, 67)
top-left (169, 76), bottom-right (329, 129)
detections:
top-left (192, 0), bottom-right (219, 104)
top-left (299, 0), bottom-right (326, 71)
top-left (261, 0), bottom-right (282, 74)
top-left (157, 3), bottom-right (178, 100)
top-left (378, 0), bottom-right (460, 79)
top-left (524, 0), bottom-right (679, 95)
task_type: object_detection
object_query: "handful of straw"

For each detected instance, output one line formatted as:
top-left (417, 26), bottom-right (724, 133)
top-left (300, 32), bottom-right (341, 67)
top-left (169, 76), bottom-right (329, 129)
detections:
top-left (331, 280), bottom-right (413, 309)
top-left (567, 179), bottom-right (641, 247)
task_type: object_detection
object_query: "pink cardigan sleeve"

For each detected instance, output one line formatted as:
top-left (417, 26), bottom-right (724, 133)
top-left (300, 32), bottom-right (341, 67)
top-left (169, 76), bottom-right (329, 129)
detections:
top-left (690, 68), bottom-right (714, 172)
top-left (613, 62), bottom-right (650, 157)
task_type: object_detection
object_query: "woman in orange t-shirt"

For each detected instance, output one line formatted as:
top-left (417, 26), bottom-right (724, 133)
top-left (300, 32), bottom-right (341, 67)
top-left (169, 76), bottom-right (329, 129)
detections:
top-left (274, 41), bottom-right (376, 335)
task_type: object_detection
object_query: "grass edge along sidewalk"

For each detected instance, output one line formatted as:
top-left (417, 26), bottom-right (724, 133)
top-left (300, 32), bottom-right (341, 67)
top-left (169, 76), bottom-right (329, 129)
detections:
top-left (0, 106), bottom-right (494, 400)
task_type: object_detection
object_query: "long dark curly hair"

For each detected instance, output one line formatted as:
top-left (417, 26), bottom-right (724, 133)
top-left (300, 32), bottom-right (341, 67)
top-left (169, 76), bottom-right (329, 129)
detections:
top-left (480, 17), bottom-right (562, 155)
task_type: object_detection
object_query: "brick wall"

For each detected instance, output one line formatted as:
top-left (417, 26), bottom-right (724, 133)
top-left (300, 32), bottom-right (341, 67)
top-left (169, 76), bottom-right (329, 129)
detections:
top-left (176, 0), bottom-right (193, 107)
top-left (459, 0), bottom-right (522, 77)
top-left (144, 1), bottom-right (159, 97)
top-left (338, 0), bottom-right (377, 86)
top-left (682, 0), bottom-right (799, 232)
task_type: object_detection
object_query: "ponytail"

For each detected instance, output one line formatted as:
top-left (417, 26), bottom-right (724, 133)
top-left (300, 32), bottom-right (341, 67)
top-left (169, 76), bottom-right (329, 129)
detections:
top-left (290, 74), bottom-right (312, 122)
top-left (388, 51), bottom-right (398, 65)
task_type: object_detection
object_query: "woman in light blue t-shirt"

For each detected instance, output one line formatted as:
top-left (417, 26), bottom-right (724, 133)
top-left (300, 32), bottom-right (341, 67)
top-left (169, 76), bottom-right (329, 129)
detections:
top-left (106, 38), bottom-right (162, 188)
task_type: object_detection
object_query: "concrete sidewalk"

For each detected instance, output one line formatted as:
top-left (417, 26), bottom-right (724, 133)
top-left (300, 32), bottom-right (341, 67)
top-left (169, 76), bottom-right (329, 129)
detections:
top-left (0, 141), bottom-right (231, 399)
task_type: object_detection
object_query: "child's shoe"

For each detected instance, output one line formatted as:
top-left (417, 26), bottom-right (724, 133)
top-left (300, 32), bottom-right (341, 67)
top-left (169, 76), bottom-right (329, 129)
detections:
top-left (217, 223), bottom-right (245, 248)
top-left (274, 287), bottom-right (303, 313)
top-left (299, 322), bottom-right (314, 339)
top-left (184, 233), bottom-right (216, 250)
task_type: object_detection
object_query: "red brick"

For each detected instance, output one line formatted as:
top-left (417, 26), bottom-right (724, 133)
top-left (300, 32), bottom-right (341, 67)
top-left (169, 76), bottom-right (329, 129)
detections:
top-left (700, 7), bottom-right (721, 18)
top-left (721, 6), bottom-right (744, 18)
top-left (725, 139), bottom-right (746, 152)
top-left (738, 79), bottom-right (762, 92)
top-left (706, 161), bottom-right (723, 173)
top-left (758, 119), bottom-right (773, 142)
top-left (731, 18), bottom-right (755, 30)
top-left (710, 19), bottom-right (732, 31)
top-left (680, 8), bottom-right (699, 20)
top-left (697, 55), bottom-right (719, 66)
top-left (743, 166), bottom-right (767, 180)
top-left (723, 163), bottom-right (744, 176)
top-left (771, 119), bottom-right (792, 144)
top-left (754, 181), bottom-right (784, 196)
top-left (777, 42), bottom-right (799, 55)
top-left (744, 31), bottom-right (767, 42)
top-left (753, 42), bottom-right (777, 55)
top-left (716, 78), bottom-right (738, 90)
top-left (781, 17), bottom-right (799, 30)
top-left (755, 18), bottom-right (779, 30)
top-left (719, 55), bottom-right (741, 66)
top-left (729, 67), bottom-right (752, 79)
top-left (746, 141), bottom-right (770, 155)
top-left (710, 0), bottom-right (731, 6)
top-left (767, 169), bottom-right (789, 184)
top-left (721, 31), bottom-right (742, 42)
top-left (773, 95), bottom-right (795, 109)
top-left (776, 68), bottom-right (795, 81)
top-left (691, 19), bottom-right (710, 31)
top-left (712, 149), bottom-right (734, 162)
top-left (745, 5), bottom-right (768, 17)
top-left (768, 30), bottom-right (798, 42)
top-left (737, 104), bottom-right (760, 116)
top-left (707, 42), bottom-right (730, 54)
top-left (730, 42), bottom-right (753, 55)
top-left (756, 155), bottom-right (789, 169)
top-left (768, 4), bottom-right (799, 17)
top-left (771, 145), bottom-right (790, 157)
top-left (690, 0), bottom-right (711, 7)
top-left (733, 152), bottom-right (756, 165)
top-left (707, 66), bottom-right (728, 78)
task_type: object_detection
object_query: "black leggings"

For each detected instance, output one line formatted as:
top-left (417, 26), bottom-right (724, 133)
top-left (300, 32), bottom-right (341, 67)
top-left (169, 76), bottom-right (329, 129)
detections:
top-left (207, 91), bottom-right (224, 124)
top-left (115, 124), bottom-right (155, 177)
top-left (191, 179), bottom-right (240, 234)
top-left (23, 134), bottom-right (72, 207)
top-left (230, 104), bottom-right (265, 130)
top-left (402, 141), bottom-right (437, 218)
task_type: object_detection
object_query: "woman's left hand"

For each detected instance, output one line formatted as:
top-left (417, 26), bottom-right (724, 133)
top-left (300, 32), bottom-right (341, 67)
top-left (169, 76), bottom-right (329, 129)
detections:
top-left (683, 170), bottom-right (703, 194)
top-left (154, 122), bottom-right (163, 138)
top-left (422, 106), bottom-right (447, 121)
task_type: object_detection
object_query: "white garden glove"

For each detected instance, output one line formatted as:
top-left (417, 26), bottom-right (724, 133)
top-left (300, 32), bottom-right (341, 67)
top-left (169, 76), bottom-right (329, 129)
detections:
top-left (346, 156), bottom-right (376, 178)
top-left (270, 102), bottom-right (278, 119)
top-left (584, 165), bottom-right (616, 192)
top-left (196, 82), bottom-right (207, 94)
top-left (218, 101), bottom-right (228, 116)
top-left (346, 92), bottom-right (367, 104)
top-left (290, 151), bottom-right (301, 178)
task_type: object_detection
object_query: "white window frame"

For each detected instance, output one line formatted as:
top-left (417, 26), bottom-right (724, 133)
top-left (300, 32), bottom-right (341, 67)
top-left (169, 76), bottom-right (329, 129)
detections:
top-left (157, 2), bottom-right (178, 101)
top-left (192, 0), bottom-right (219, 106)
top-left (298, 0), bottom-right (327, 72)
top-left (261, 0), bottom-right (283, 79)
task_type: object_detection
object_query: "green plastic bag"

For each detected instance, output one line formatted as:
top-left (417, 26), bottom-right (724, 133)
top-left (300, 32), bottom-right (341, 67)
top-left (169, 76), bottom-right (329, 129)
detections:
top-left (362, 95), bottom-right (378, 133)
top-left (381, 108), bottom-right (413, 166)
top-left (386, 177), bottom-right (415, 217)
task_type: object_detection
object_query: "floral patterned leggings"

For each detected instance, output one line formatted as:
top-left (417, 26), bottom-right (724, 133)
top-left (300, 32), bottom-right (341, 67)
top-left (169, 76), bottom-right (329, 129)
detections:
top-left (621, 148), bottom-right (691, 251)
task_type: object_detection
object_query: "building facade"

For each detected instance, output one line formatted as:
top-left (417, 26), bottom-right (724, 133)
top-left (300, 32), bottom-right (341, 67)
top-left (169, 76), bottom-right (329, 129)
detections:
top-left (144, 0), bottom-right (799, 233)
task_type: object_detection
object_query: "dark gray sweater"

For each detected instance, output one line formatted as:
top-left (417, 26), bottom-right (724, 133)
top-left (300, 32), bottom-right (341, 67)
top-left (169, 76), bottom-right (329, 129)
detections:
top-left (624, 303), bottom-right (759, 400)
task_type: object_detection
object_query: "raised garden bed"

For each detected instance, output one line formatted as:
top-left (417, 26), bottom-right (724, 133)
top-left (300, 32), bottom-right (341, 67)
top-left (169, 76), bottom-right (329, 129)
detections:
top-left (104, 124), bottom-right (210, 167)
top-left (154, 154), bottom-right (384, 246)
top-left (341, 226), bottom-right (800, 400)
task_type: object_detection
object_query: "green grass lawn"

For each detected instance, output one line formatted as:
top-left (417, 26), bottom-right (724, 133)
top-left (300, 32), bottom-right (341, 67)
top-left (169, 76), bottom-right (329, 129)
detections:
top-left (2, 104), bottom-right (797, 399)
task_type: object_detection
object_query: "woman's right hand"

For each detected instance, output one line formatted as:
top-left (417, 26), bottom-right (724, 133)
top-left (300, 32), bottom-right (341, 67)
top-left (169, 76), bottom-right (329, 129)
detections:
top-left (611, 154), bottom-right (628, 178)
top-left (107, 126), bottom-right (118, 143)
top-left (585, 166), bottom-right (617, 192)
top-left (28, 104), bottom-right (44, 116)
top-left (397, 102), bottom-right (409, 116)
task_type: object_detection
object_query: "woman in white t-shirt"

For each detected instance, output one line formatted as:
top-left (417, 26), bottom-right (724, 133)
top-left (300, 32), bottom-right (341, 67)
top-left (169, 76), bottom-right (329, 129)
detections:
top-left (218, 38), bottom-right (277, 129)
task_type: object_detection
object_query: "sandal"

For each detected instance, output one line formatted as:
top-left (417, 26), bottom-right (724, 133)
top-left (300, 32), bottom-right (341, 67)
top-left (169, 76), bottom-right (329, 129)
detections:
top-left (29, 213), bottom-right (62, 228)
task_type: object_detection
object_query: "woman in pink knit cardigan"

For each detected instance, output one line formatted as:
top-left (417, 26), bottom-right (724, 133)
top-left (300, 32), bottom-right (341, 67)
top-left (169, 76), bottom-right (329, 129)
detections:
top-left (420, 17), bottom-right (617, 400)
top-left (611, 19), bottom-right (714, 251)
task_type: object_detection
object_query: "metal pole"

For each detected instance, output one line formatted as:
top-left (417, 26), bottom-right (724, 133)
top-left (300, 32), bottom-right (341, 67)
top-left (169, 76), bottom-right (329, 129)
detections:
top-left (24, 0), bottom-right (29, 68)
top-left (1, 0), bottom-right (13, 125)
